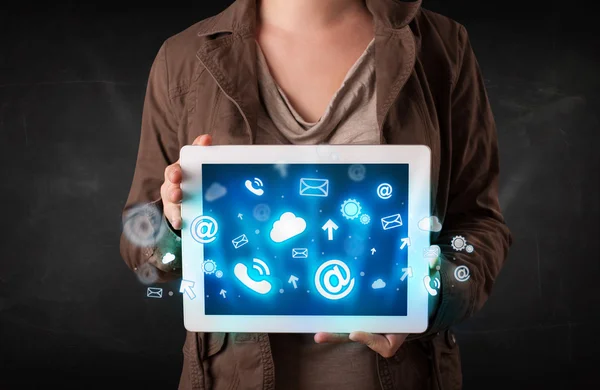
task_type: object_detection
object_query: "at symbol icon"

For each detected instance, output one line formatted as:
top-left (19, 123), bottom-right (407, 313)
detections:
top-left (377, 183), bottom-right (393, 199)
top-left (314, 260), bottom-right (355, 300)
top-left (190, 215), bottom-right (219, 243)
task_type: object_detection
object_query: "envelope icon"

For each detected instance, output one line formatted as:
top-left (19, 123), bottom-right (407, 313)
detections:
top-left (423, 245), bottom-right (441, 259)
top-left (292, 248), bottom-right (308, 258)
top-left (232, 234), bottom-right (249, 249)
top-left (381, 213), bottom-right (403, 230)
top-left (299, 178), bottom-right (329, 197)
top-left (147, 287), bottom-right (163, 298)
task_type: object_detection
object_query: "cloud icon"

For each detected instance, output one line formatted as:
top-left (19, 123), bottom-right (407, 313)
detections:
top-left (270, 212), bottom-right (306, 243)
top-left (162, 252), bottom-right (176, 264)
top-left (371, 279), bottom-right (386, 289)
top-left (204, 182), bottom-right (227, 202)
top-left (418, 216), bottom-right (442, 232)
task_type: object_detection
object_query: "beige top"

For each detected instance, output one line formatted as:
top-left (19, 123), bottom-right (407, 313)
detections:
top-left (255, 38), bottom-right (379, 145)
top-left (255, 39), bottom-right (382, 389)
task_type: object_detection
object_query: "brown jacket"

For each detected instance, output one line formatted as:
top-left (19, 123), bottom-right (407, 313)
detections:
top-left (120, 0), bottom-right (512, 389)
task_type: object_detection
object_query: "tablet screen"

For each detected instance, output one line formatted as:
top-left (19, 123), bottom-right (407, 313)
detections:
top-left (191, 163), bottom-right (409, 317)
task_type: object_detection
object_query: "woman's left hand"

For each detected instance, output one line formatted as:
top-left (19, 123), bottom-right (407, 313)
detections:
top-left (314, 332), bottom-right (408, 358)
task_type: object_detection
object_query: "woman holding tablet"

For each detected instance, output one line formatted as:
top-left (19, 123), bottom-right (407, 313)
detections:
top-left (120, 0), bottom-right (512, 389)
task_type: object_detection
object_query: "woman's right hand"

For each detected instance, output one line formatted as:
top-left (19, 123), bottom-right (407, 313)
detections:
top-left (161, 134), bottom-right (213, 230)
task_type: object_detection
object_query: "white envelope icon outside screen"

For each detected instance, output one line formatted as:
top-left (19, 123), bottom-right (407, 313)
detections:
top-left (147, 287), bottom-right (163, 298)
top-left (232, 234), bottom-right (249, 249)
top-left (299, 178), bottom-right (329, 197)
top-left (381, 214), bottom-right (403, 230)
top-left (292, 248), bottom-right (308, 258)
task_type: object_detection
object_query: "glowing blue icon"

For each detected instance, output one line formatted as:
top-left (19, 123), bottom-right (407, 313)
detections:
top-left (232, 234), bottom-right (249, 249)
top-left (348, 164), bottom-right (366, 181)
top-left (180, 279), bottom-right (196, 300)
top-left (322, 219), bottom-right (339, 240)
top-left (204, 182), bottom-right (227, 202)
top-left (341, 198), bottom-right (362, 220)
top-left (234, 258), bottom-right (272, 294)
top-left (359, 214), bottom-right (371, 224)
top-left (245, 177), bottom-right (264, 196)
top-left (190, 215), bottom-right (219, 243)
top-left (371, 279), bottom-right (386, 289)
top-left (215, 270), bottom-right (224, 278)
top-left (299, 178), bottom-right (329, 197)
top-left (381, 213), bottom-right (402, 230)
top-left (253, 203), bottom-right (271, 222)
top-left (377, 183), bottom-right (393, 199)
top-left (270, 212), bottom-right (306, 243)
top-left (314, 259), bottom-right (355, 300)
top-left (202, 259), bottom-right (217, 274)
top-left (292, 248), bottom-right (308, 258)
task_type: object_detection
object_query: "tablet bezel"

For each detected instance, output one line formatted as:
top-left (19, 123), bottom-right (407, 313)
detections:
top-left (180, 145), bottom-right (431, 334)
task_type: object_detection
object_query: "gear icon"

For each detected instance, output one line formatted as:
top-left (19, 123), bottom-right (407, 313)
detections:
top-left (202, 259), bottom-right (217, 274)
top-left (341, 198), bottom-right (362, 220)
top-left (359, 214), bottom-right (371, 224)
top-left (451, 236), bottom-right (467, 251)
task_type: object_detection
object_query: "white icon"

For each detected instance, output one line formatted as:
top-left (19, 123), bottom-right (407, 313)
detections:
top-left (381, 213), bottom-right (403, 230)
top-left (162, 252), bottom-right (176, 264)
top-left (423, 245), bottom-right (441, 259)
top-left (237, 213), bottom-right (243, 220)
top-left (245, 177), bottom-right (264, 196)
top-left (423, 275), bottom-right (440, 296)
top-left (451, 235), bottom-right (468, 251)
top-left (147, 287), bottom-right (163, 298)
top-left (299, 178), bottom-right (329, 197)
top-left (400, 237), bottom-right (411, 250)
top-left (274, 163), bottom-right (289, 177)
top-left (315, 260), bottom-right (355, 300)
top-left (253, 204), bottom-right (271, 222)
top-left (232, 234), bottom-right (249, 249)
top-left (371, 248), bottom-right (376, 255)
top-left (400, 267), bottom-right (413, 282)
top-left (270, 212), bottom-right (307, 243)
top-left (360, 214), bottom-right (371, 224)
top-left (348, 164), bottom-right (366, 181)
top-left (234, 258), bottom-right (272, 294)
top-left (340, 198), bottom-right (362, 220)
top-left (122, 203), bottom-right (167, 247)
top-left (204, 182), bottom-right (227, 202)
top-left (215, 270), bottom-right (224, 278)
top-left (322, 219), bottom-right (339, 240)
top-left (180, 279), bottom-right (196, 300)
top-left (371, 279), bottom-right (386, 289)
top-left (454, 266), bottom-right (471, 282)
top-left (377, 183), bottom-right (393, 199)
top-left (190, 215), bottom-right (219, 244)
top-left (418, 216), bottom-right (442, 232)
top-left (220, 289), bottom-right (227, 298)
top-left (466, 244), bottom-right (474, 253)
top-left (288, 275), bottom-right (299, 289)
top-left (292, 248), bottom-right (308, 258)
top-left (202, 259), bottom-right (217, 274)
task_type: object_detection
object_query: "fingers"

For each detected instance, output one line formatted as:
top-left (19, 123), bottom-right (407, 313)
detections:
top-left (165, 163), bottom-right (182, 185)
top-left (193, 134), bottom-right (212, 146)
top-left (164, 202), bottom-right (182, 230)
top-left (314, 332), bottom-right (351, 344)
top-left (349, 332), bottom-right (408, 358)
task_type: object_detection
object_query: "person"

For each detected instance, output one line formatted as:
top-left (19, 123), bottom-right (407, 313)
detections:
top-left (120, 0), bottom-right (512, 388)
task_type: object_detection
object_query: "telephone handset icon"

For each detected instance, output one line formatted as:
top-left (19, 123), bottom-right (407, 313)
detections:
top-left (234, 258), bottom-right (272, 295)
top-left (423, 275), bottom-right (440, 296)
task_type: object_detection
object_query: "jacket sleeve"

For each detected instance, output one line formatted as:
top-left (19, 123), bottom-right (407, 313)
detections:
top-left (119, 41), bottom-right (183, 284)
top-left (423, 25), bottom-right (513, 335)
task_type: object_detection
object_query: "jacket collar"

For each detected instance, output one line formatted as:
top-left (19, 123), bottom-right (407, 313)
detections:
top-left (196, 0), bottom-right (422, 143)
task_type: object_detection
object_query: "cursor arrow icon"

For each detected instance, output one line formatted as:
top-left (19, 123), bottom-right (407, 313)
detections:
top-left (288, 275), bottom-right (299, 289)
top-left (220, 289), bottom-right (227, 298)
top-left (322, 219), bottom-right (339, 240)
top-left (180, 279), bottom-right (196, 300)
top-left (400, 267), bottom-right (413, 282)
top-left (400, 237), bottom-right (411, 250)
top-left (371, 248), bottom-right (376, 255)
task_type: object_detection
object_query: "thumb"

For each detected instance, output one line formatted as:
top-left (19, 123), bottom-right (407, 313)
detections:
top-left (192, 134), bottom-right (212, 146)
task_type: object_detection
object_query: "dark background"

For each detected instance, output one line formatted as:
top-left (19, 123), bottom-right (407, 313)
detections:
top-left (1, 0), bottom-right (598, 388)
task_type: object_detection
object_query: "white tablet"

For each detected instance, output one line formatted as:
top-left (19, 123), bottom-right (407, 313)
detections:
top-left (180, 145), bottom-right (431, 334)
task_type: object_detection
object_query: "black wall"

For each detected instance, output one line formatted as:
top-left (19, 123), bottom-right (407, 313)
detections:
top-left (1, 1), bottom-right (599, 388)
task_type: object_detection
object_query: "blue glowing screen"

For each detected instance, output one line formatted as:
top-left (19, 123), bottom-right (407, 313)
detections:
top-left (193, 163), bottom-right (409, 316)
